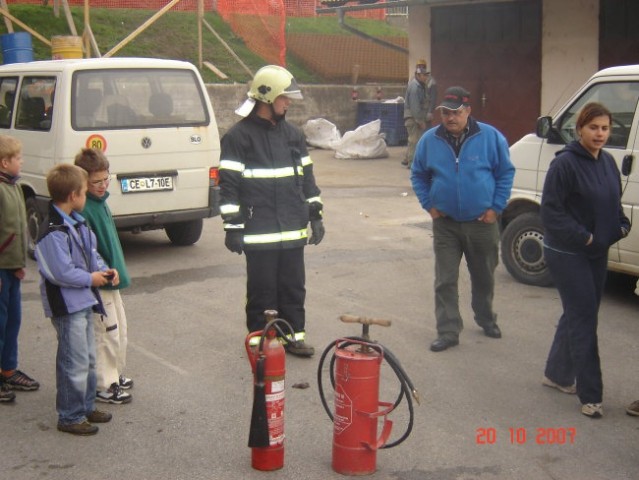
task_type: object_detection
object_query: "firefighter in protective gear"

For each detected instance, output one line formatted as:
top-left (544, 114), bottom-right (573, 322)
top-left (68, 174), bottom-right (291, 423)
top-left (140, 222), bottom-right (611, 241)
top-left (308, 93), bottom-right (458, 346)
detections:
top-left (219, 65), bottom-right (324, 357)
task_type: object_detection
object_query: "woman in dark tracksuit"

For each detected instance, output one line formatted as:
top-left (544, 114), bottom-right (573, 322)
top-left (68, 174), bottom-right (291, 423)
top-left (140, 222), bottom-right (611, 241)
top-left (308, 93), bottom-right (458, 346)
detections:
top-left (540, 102), bottom-right (630, 419)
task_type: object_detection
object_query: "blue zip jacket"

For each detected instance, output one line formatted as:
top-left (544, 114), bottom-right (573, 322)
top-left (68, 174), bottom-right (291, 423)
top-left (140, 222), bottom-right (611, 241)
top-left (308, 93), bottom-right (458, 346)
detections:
top-left (35, 202), bottom-right (107, 318)
top-left (541, 140), bottom-right (630, 258)
top-left (411, 118), bottom-right (514, 222)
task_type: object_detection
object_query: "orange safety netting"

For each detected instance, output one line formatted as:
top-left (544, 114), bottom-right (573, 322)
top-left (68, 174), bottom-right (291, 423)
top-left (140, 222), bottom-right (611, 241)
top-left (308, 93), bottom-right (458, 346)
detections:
top-left (6, 0), bottom-right (213, 11)
top-left (217, 0), bottom-right (286, 66)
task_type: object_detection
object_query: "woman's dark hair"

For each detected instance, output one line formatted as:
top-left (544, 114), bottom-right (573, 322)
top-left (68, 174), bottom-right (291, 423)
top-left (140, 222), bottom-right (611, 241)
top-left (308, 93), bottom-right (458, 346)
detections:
top-left (576, 102), bottom-right (612, 131)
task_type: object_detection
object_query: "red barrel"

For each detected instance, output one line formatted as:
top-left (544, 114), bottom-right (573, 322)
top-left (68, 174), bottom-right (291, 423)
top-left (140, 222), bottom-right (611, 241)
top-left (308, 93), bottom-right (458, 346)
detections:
top-left (332, 340), bottom-right (393, 475)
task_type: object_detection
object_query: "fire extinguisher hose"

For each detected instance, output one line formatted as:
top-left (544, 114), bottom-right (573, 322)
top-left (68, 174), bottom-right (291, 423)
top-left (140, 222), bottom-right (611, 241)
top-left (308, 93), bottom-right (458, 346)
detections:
top-left (317, 336), bottom-right (419, 449)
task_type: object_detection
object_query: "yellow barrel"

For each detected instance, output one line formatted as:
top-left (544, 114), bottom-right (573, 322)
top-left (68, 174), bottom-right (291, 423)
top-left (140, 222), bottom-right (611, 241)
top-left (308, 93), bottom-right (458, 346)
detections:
top-left (51, 36), bottom-right (83, 60)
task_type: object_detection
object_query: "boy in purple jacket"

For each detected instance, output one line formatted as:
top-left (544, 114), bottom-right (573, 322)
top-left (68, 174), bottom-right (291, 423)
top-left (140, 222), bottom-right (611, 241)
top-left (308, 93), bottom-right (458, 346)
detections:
top-left (35, 164), bottom-right (118, 435)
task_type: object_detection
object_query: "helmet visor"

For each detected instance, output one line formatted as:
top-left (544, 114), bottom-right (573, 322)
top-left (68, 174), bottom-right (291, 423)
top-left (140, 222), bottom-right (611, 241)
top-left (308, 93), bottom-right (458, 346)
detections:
top-left (282, 76), bottom-right (303, 100)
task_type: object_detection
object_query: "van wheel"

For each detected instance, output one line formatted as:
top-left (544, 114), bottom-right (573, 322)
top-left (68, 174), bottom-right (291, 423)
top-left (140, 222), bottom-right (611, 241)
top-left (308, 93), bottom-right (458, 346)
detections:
top-left (165, 219), bottom-right (203, 246)
top-left (26, 197), bottom-right (42, 260)
top-left (500, 212), bottom-right (553, 287)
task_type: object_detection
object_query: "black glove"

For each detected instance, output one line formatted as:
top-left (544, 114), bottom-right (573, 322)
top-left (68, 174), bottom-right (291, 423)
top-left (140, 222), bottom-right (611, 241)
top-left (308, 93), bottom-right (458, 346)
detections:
top-left (225, 231), bottom-right (243, 255)
top-left (308, 220), bottom-right (325, 245)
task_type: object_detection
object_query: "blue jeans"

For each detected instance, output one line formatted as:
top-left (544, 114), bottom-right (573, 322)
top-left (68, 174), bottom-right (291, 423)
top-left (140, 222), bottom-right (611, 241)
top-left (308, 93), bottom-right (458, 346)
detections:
top-left (432, 218), bottom-right (499, 338)
top-left (543, 247), bottom-right (607, 404)
top-left (0, 269), bottom-right (21, 371)
top-left (50, 307), bottom-right (97, 424)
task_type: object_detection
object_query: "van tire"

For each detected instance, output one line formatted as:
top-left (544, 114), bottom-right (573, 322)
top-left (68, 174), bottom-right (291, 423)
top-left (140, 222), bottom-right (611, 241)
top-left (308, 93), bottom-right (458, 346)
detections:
top-left (500, 212), bottom-right (553, 287)
top-left (165, 219), bottom-right (203, 246)
top-left (26, 196), bottom-right (42, 260)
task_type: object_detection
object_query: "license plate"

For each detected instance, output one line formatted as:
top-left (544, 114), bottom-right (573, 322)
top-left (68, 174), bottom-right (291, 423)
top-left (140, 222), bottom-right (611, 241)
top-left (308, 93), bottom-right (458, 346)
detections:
top-left (120, 176), bottom-right (174, 193)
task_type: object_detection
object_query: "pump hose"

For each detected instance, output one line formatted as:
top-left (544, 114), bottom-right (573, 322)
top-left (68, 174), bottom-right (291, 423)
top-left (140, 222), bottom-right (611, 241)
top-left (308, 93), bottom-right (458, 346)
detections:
top-left (317, 336), bottom-right (418, 449)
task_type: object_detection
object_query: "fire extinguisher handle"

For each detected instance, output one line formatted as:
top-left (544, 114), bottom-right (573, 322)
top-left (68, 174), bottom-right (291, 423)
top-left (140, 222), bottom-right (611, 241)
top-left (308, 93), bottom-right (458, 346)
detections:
top-left (339, 314), bottom-right (392, 327)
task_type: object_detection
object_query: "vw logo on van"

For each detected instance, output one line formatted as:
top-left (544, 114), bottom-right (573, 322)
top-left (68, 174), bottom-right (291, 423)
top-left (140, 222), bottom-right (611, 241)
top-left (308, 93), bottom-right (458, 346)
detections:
top-left (190, 134), bottom-right (202, 145)
top-left (141, 137), bottom-right (152, 149)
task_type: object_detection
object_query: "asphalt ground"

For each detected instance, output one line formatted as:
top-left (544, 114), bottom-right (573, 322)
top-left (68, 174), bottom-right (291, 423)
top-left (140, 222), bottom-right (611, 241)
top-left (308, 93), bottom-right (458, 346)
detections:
top-left (3, 145), bottom-right (639, 480)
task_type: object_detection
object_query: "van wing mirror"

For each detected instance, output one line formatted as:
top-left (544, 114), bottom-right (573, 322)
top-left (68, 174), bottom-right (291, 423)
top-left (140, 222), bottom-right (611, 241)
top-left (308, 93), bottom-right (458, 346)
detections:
top-left (536, 116), bottom-right (553, 139)
top-left (622, 154), bottom-right (634, 176)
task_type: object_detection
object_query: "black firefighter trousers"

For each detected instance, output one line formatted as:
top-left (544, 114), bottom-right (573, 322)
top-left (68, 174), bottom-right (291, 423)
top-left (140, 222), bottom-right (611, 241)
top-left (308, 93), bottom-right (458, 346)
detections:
top-left (245, 247), bottom-right (306, 335)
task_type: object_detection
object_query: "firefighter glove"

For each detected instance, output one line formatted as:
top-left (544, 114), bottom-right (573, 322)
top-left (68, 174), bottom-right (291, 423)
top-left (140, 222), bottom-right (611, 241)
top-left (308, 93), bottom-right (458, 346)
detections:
top-left (308, 220), bottom-right (325, 245)
top-left (225, 231), bottom-right (243, 255)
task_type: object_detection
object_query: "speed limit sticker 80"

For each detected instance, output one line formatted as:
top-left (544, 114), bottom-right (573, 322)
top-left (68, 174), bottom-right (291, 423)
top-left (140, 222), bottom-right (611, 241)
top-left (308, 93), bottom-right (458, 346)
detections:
top-left (86, 134), bottom-right (107, 152)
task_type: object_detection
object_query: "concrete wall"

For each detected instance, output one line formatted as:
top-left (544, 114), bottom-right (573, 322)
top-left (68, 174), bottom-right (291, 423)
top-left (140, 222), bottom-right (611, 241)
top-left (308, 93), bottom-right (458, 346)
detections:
top-left (206, 84), bottom-right (406, 137)
top-left (540, 0), bottom-right (599, 115)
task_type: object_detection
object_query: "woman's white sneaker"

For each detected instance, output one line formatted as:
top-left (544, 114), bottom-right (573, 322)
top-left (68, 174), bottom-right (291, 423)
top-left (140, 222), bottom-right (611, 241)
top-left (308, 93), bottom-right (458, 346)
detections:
top-left (581, 403), bottom-right (603, 418)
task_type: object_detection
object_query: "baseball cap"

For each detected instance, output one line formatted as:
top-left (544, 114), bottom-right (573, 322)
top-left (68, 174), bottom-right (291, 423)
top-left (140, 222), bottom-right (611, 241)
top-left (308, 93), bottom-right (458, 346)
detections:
top-left (437, 86), bottom-right (471, 110)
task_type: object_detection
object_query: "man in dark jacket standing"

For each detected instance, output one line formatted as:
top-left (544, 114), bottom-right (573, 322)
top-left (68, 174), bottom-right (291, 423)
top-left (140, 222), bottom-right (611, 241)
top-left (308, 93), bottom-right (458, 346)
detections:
top-left (219, 65), bottom-right (324, 357)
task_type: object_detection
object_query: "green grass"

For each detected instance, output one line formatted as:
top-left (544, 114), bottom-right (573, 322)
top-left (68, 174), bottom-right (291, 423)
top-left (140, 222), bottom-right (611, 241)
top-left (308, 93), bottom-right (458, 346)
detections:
top-left (0, 4), bottom-right (406, 83)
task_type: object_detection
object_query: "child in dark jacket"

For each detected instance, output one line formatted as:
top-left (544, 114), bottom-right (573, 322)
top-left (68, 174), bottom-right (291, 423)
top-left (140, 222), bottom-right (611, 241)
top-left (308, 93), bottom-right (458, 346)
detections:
top-left (0, 134), bottom-right (39, 401)
top-left (35, 164), bottom-right (118, 435)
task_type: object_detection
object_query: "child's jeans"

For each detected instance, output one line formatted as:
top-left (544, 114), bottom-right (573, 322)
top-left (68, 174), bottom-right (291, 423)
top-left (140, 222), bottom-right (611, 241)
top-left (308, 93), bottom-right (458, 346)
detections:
top-left (0, 269), bottom-right (21, 372)
top-left (50, 307), bottom-right (97, 425)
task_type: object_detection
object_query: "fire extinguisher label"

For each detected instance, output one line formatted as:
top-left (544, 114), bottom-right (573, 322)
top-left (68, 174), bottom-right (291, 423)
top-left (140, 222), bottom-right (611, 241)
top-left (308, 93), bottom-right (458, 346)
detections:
top-left (333, 384), bottom-right (353, 435)
top-left (271, 380), bottom-right (285, 393)
top-left (266, 390), bottom-right (285, 446)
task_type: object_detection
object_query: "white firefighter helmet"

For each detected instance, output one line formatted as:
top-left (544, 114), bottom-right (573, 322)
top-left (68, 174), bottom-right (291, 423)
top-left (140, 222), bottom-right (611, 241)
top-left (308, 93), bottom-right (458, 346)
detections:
top-left (235, 65), bottom-right (303, 117)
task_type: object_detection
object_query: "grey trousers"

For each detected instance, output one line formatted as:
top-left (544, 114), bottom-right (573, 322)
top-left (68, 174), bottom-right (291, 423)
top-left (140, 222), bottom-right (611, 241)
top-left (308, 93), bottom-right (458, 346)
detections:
top-left (432, 217), bottom-right (499, 339)
top-left (404, 117), bottom-right (426, 165)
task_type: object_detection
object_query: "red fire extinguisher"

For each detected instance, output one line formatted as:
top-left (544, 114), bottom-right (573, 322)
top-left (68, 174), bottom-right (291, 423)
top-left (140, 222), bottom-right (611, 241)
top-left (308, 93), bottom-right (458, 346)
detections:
top-left (318, 315), bottom-right (420, 476)
top-left (245, 310), bottom-right (294, 471)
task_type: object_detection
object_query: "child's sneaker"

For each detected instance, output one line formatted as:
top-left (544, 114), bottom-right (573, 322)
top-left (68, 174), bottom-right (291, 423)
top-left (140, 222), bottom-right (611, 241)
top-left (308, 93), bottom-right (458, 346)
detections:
top-left (119, 375), bottom-right (133, 390)
top-left (0, 381), bottom-right (16, 403)
top-left (3, 370), bottom-right (39, 391)
top-left (96, 382), bottom-right (132, 404)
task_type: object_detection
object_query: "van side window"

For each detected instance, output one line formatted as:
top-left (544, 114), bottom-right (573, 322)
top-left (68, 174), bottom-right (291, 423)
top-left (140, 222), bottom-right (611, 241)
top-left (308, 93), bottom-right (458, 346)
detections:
top-left (556, 82), bottom-right (639, 148)
top-left (0, 77), bottom-right (18, 128)
top-left (16, 76), bottom-right (56, 132)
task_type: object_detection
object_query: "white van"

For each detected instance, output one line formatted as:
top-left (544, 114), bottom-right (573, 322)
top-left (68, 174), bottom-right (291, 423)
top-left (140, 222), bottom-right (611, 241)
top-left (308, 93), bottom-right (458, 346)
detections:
top-left (0, 57), bottom-right (220, 253)
top-left (500, 65), bottom-right (639, 286)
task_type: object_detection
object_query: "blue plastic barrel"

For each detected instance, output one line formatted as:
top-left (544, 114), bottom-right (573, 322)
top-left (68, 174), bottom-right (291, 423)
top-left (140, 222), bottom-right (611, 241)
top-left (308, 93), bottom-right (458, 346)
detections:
top-left (1, 32), bottom-right (34, 64)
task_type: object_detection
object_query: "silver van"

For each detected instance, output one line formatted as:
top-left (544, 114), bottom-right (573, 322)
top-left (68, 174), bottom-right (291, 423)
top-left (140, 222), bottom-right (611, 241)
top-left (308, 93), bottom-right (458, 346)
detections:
top-left (0, 57), bottom-right (221, 253)
top-left (501, 65), bottom-right (639, 287)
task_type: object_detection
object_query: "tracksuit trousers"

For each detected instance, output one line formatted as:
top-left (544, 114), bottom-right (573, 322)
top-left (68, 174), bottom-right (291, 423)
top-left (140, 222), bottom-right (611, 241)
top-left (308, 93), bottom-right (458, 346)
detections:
top-left (543, 247), bottom-right (608, 405)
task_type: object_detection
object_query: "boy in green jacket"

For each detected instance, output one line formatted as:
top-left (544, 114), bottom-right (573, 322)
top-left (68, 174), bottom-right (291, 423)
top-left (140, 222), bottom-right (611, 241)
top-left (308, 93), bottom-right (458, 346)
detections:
top-left (0, 134), bottom-right (39, 401)
top-left (75, 148), bottom-right (133, 404)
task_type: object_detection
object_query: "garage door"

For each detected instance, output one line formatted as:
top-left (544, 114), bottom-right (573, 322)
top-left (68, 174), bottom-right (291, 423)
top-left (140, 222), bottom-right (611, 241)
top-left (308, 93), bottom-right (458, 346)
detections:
top-left (431, 0), bottom-right (541, 144)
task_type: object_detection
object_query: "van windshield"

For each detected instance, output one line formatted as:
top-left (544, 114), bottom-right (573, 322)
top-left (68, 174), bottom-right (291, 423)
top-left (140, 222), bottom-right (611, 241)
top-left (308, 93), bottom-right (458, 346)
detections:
top-left (72, 68), bottom-right (209, 130)
top-left (556, 81), bottom-right (639, 148)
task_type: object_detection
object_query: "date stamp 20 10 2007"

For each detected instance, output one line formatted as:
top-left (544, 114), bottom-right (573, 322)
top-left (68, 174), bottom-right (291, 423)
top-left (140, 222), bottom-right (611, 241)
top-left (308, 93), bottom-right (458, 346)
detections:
top-left (476, 427), bottom-right (576, 445)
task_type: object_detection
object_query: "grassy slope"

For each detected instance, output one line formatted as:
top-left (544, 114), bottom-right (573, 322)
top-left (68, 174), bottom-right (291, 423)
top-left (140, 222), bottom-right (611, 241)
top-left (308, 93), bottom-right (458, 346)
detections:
top-left (0, 4), bottom-right (406, 83)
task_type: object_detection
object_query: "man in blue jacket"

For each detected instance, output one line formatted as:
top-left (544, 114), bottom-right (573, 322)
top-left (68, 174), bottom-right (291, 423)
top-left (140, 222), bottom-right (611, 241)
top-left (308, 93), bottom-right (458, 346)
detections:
top-left (411, 86), bottom-right (515, 352)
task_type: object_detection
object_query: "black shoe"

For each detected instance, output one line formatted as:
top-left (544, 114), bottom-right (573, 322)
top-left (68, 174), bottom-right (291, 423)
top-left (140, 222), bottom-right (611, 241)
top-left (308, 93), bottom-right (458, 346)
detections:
top-left (430, 337), bottom-right (459, 352)
top-left (483, 325), bottom-right (502, 339)
top-left (284, 340), bottom-right (315, 357)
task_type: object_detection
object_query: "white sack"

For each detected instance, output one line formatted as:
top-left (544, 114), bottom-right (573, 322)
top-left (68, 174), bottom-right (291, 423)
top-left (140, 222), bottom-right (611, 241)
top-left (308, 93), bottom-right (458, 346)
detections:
top-left (303, 118), bottom-right (341, 150)
top-left (333, 119), bottom-right (388, 159)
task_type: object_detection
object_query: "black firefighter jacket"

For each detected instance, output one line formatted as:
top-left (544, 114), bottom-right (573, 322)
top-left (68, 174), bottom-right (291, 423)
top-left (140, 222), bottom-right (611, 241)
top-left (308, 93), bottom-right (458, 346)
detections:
top-left (219, 114), bottom-right (323, 251)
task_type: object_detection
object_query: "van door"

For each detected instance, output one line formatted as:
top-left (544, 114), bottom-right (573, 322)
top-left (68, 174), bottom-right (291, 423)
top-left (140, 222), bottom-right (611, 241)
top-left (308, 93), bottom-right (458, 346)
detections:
top-left (618, 97), bottom-right (639, 271)
top-left (543, 80), bottom-right (639, 265)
